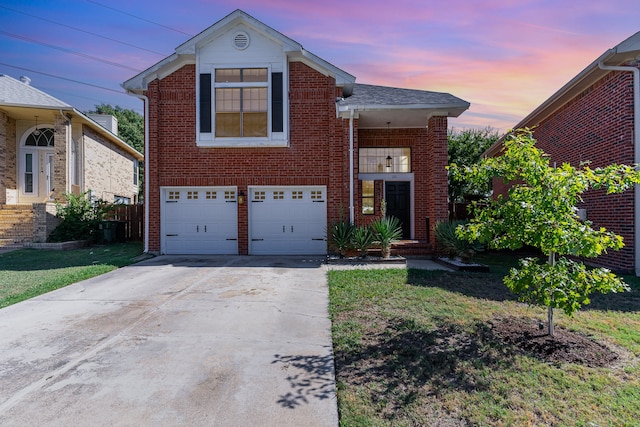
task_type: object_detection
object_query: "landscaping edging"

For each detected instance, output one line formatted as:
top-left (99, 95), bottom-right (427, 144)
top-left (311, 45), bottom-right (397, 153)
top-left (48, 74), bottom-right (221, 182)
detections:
top-left (326, 255), bottom-right (407, 265)
top-left (23, 240), bottom-right (91, 251)
top-left (433, 257), bottom-right (490, 272)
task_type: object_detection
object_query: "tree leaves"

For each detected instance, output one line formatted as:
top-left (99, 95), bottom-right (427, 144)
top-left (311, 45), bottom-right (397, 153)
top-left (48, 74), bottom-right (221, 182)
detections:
top-left (449, 128), bottom-right (639, 320)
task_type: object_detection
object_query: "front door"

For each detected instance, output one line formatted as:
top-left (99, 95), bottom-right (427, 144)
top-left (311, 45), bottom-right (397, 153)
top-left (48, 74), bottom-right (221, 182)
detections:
top-left (385, 181), bottom-right (410, 239)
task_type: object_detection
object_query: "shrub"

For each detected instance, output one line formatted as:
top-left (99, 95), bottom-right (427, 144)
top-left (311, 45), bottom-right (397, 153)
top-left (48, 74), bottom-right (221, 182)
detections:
top-left (435, 220), bottom-right (483, 262)
top-left (371, 216), bottom-right (403, 258)
top-left (328, 220), bottom-right (355, 257)
top-left (48, 192), bottom-right (114, 242)
top-left (351, 225), bottom-right (375, 258)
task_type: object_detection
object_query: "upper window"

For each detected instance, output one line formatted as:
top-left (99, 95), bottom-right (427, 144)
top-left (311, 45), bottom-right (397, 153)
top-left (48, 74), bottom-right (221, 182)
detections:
top-left (359, 147), bottom-right (411, 173)
top-left (25, 128), bottom-right (54, 147)
top-left (199, 66), bottom-right (285, 146)
top-left (215, 68), bottom-right (268, 138)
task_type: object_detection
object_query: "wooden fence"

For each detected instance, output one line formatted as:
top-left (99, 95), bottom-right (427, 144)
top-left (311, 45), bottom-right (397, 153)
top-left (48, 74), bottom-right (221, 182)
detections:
top-left (106, 204), bottom-right (144, 242)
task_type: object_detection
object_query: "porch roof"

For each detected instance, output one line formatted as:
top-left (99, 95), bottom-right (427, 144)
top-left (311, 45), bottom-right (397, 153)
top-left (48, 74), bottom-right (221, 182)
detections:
top-left (337, 83), bottom-right (470, 128)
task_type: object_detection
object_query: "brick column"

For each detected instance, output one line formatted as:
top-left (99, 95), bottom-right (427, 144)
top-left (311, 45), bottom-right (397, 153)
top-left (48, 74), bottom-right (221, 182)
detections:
top-left (53, 115), bottom-right (68, 203)
top-left (426, 116), bottom-right (449, 245)
top-left (0, 112), bottom-right (7, 204)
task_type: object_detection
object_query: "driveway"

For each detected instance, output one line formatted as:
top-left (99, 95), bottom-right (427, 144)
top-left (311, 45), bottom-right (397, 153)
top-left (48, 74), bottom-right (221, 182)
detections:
top-left (0, 255), bottom-right (337, 426)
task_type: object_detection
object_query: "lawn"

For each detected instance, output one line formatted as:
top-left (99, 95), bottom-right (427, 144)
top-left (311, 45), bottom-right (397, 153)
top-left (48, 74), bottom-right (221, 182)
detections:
top-left (328, 252), bottom-right (640, 426)
top-left (0, 242), bottom-right (144, 309)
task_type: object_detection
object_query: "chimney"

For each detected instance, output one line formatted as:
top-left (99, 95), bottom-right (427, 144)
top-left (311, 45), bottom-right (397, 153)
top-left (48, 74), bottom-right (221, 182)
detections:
top-left (87, 114), bottom-right (118, 135)
top-left (19, 76), bottom-right (31, 85)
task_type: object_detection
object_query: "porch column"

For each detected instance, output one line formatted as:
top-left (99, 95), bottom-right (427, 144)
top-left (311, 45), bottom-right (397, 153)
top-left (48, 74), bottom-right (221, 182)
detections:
top-left (53, 115), bottom-right (68, 203)
top-left (0, 112), bottom-right (7, 204)
top-left (426, 115), bottom-right (449, 245)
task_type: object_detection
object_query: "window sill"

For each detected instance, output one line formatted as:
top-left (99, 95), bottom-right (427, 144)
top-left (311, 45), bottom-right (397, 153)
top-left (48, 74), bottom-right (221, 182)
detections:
top-left (196, 139), bottom-right (289, 148)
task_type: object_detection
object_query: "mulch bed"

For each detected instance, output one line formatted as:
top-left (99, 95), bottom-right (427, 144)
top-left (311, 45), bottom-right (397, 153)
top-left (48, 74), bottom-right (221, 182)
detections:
top-left (489, 316), bottom-right (620, 368)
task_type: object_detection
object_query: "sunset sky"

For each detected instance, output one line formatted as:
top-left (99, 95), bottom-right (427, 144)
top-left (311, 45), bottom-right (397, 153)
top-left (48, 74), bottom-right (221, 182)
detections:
top-left (1, 0), bottom-right (639, 133)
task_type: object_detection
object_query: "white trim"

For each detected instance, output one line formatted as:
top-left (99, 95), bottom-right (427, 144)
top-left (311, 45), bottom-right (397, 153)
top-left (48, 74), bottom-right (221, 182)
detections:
top-left (196, 63), bottom-right (289, 148)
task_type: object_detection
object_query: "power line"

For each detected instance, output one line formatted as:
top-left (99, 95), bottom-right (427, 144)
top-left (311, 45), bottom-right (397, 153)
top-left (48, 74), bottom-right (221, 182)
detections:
top-left (0, 30), bottom-right (143, 72)
top-left (0, 62), bottom-right (128, 95)
top-left (85, 0), bottom-right (194, 37)
top-left (0, 5), bottom-right (167, 57)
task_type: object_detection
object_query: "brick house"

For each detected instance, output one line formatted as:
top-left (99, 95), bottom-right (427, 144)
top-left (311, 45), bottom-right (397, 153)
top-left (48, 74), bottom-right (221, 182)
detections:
top-left (0, 74), bottom-right (143, 245)
top-left (485, 31), bottom-right (640, 274)
top-left (123, 9), bottom-right (469, 255)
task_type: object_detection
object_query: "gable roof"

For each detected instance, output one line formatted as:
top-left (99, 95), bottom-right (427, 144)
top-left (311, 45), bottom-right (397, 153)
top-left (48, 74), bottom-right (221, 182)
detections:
top-left (0, 74), bottom-right (143, 160)
top-left (485, 30), bottom-right (640, 157)
top-left (338, 83), bottom-right (470, 128)
top-left (0, 74), bottom-right (71, 108)
top-left (123, 9), bottom-right (355, 93)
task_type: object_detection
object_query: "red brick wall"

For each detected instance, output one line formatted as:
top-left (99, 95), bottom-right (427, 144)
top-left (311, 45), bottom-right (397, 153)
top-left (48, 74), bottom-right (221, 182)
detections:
top-left (525, 70), bottom-right (636, 272)
top-left (144, 62), bottom-right (348, 253)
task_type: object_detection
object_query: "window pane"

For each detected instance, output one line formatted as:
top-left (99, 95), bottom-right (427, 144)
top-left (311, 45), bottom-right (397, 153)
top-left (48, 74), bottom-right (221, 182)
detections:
top-left (216, 88), bottom-right (241, 112)
top-left (243, 88), bottom-right (267, 112)
top-left (358, 147), bottom-right (411, 173)
top-left (243, 112), bottom-right (267, 137)
top-left (25, 153), bottom-right (33, 193)
top-left (215, 69), bottom-right (241, 83)
top-left (362, 198), bottom-right (374, 215)
top-left (216, 113), bottom-right (241, 137)
top-left (242, 68), bottom-right (268, 82)
top-left (362, 180), bottom-right (374, 197)
top-left (25, 128), bottom-right (54, 147)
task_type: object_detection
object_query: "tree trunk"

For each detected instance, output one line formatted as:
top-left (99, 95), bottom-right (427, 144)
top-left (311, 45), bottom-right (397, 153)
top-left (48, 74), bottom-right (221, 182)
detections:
top-left (547, 252), bottom-right (555, 337)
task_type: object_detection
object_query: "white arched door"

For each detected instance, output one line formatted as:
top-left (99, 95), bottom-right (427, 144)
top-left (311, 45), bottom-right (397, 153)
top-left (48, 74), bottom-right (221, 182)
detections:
top-left (19, 126), bottom-right (55, 202)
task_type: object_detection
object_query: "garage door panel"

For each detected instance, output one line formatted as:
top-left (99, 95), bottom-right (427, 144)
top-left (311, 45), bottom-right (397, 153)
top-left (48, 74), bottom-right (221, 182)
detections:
top-left (162, 187), bottom-right (238, 255)
top-left (249, 186), bottom-right (327, 255)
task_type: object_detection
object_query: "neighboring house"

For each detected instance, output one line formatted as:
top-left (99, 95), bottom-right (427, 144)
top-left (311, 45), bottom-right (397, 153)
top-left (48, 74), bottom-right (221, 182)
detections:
top-left (485, 31), bottom-right (640, 274)
top-left (123, 9), bottom-right (469, 256)
top-left (0, 74), bottom-right (144, 245)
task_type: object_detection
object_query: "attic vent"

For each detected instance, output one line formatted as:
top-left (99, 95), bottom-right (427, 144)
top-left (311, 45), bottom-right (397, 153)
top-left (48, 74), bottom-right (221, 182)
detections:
top-left (233, 31), bottom-right (250, 50)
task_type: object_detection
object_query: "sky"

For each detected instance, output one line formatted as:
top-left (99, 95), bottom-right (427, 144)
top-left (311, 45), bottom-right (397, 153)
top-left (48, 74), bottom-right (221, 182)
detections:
top-left (1, 0), bottom-right (639, 133)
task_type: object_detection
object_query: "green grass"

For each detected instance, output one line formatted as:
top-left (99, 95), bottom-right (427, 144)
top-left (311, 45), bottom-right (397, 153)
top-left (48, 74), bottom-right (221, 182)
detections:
top-left (329, 254), bottom-right (640, 426)
top-left (0, 242), bottom-right (144, 309)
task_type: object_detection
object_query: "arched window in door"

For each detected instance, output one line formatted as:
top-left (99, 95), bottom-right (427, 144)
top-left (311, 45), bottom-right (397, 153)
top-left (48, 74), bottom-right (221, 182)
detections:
top-left (24, 127), bottom-right (54, 147)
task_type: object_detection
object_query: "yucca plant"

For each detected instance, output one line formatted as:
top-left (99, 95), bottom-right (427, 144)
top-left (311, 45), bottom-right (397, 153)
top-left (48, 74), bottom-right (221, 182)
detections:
top-left (371, 216), bottom-right (403, 258)
top-left (329, 220), bottom-right (355, 257)
top-left (351, 225), bottom-right (375, 258)
top-left (434, 220), bottom-right (484, 263)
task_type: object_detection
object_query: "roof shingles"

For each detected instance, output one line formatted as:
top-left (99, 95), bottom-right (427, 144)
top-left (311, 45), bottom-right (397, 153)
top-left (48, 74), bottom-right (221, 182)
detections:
top-left (338, 83), bottom-right (468, 107)
top-left (0, 74), bottom-right (70, 108)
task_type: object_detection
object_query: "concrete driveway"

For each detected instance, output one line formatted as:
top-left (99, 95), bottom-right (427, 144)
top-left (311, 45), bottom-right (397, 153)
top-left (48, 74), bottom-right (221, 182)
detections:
top-left (0, 255), bottom-right (337, 426)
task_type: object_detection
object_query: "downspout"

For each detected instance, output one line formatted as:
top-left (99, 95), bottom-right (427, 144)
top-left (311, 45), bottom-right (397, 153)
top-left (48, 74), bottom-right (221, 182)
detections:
top-left (598, 60), bottom-right (640, 275)
top-left (349, 108), bottom-right (355, 223)
top-left (126, 92), bottom-right (150, 254)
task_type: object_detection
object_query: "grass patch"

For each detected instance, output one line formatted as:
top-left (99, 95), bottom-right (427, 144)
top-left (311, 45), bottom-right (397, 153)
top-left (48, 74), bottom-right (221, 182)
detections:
top-left (0, 242), bottom-right (144, 308)
top-left (329, 253), bottom-right (640, 426)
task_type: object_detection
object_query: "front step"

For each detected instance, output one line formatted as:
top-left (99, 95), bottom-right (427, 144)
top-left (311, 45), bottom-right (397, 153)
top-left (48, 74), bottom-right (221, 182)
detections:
top-left (392, 240), bottom-right (433, 256)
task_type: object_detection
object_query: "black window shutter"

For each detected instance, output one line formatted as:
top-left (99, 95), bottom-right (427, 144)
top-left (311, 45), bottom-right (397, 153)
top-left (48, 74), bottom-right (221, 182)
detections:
top-left (271, 72), bottom-right (283, 133)
top-left (199, 74), bottom-right (212, 133)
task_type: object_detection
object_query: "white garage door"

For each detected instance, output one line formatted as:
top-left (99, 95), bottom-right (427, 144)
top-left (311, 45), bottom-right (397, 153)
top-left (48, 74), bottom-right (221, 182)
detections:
top-left (162, 187), bottom-right (238, 254)
top-left (249, 186), bottom-right (327, 255)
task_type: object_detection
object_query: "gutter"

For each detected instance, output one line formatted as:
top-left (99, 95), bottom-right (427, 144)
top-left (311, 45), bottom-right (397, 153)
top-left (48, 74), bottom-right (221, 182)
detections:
top-left (598, 59), bottom-right (640, 276)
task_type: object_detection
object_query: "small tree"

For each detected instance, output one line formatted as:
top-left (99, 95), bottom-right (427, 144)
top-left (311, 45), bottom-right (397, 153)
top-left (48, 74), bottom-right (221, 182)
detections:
top-left (448, 128), bottom-right (640, 336)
